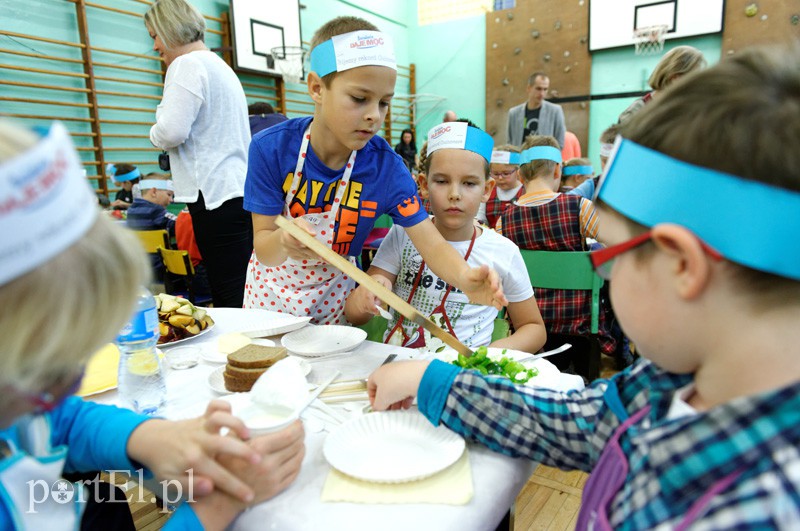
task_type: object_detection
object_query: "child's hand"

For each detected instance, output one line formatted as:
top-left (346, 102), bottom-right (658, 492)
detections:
top-left (459, 264), bottom-right (508, 309)
top-left (367, 361), bottom-right (431, 411)
top-left (221, 420), bottom-right (305, 504)
top-left (279, 217), bottom-right (319, 261)
top-left (126, 399), bottom-right (262, 503)
top-left (190, 420), bottom-right (305, 529)
top-left (354, 276), bottom-right (392, 315)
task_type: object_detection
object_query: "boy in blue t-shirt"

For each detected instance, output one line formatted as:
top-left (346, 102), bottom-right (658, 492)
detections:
top-left (244, 16), bottom-right (506, 324)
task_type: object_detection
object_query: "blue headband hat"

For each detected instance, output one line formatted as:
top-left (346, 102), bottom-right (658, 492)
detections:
top-left (0, 122), bottom-right (97, 285)
top-left (106, 163), bottom-right (140, 182)
top-left (490, 150), bottom-right (521, 165)
top-left (426, 122), bottom-right (494, 163)
top-left (310, 30), bottom-right (396, 78)
top-left (138, 179), bottom-right (173, 192)
top-left (562, 165), bottom-right (594, 176)
top-left (596, 136), bottom-right (800, 281)
top-left (519, 145), bottom-right (562, 165)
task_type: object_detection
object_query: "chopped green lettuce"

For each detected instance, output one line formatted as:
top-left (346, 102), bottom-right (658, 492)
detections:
top-left (451, 346), bottom-right (539, 384)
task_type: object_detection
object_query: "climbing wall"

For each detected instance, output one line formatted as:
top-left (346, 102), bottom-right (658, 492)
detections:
top-left (722, 1), bottom-right (800, 56)
top-left (485, 0), bottom-right (591, 151)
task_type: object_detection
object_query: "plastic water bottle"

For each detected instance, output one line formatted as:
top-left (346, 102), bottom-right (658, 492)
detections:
top-left (116, 287), bottom-right (166, 415)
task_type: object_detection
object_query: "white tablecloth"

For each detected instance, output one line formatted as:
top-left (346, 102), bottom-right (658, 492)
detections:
top-left (94, 308), bottom-right (583, 531)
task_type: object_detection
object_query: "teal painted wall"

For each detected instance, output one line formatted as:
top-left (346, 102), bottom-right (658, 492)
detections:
top-left (409, 14), bottom-right (486, 142)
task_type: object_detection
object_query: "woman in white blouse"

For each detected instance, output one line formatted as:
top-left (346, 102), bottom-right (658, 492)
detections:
top-left (146, 0), bottom-right (252, 307)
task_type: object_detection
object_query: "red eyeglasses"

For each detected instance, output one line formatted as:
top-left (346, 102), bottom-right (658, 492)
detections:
top-left (490, 169), bottom-right (518, 179)
top-left (589, 230), bottom-right (723, 280)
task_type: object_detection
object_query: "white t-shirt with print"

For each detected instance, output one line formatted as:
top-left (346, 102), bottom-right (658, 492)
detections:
top-left (371, 224), bottom-right (533, 351)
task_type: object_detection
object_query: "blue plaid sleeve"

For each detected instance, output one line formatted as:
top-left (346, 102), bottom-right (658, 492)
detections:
top-left (428, 368), bottom-right (622, 472)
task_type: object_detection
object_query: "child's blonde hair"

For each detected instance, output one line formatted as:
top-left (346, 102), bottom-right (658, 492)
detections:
top-left (619, 44), bottom-right (800, 298)
top-left (564, 157), bottom-right (592, 171)
top-left (0, 122), bottom-right (150, 391)
top-left (310, 16), bottom-right (379, 86)
top-left (519, 135), bottom-right (560, 182)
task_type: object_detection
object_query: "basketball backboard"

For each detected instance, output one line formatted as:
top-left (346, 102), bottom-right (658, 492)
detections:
top-left (589, 0), bottom-right (724, 52)
top-left (230, 0), bottom-right (303, 76)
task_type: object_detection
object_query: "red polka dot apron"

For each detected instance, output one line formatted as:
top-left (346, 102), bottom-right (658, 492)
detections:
top-left (244, 125), bottom-right (357, 325)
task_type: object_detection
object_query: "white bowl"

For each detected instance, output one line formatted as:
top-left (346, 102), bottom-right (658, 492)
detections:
top-left (220, 393), bottom-right (298, 436)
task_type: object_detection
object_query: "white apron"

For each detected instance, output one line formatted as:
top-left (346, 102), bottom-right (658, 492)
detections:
top-left (244, 125), bottom-right (357, 325)
top-left (0, 415), bottom-right (83, 530)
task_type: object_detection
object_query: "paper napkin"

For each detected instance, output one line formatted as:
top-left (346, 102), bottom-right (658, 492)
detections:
top-left (77, 343), bottom-right (120, 397)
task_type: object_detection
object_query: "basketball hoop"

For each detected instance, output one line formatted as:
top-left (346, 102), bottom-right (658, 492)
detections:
top-left (633, 24), bottom-right (668, 56)
top-left (271, 45), bottom-right (307, 84)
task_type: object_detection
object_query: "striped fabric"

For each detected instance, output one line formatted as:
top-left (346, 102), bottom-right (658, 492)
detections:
top-left (485, 186), bottom-right (526, 229)
top-left (419, 358), bottom-right (800, 529)
top-left (501, 194), bottom-right (617, 354)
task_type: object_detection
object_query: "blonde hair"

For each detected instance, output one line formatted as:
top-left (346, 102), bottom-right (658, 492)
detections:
top-left (519, 135), bottom-right (560, 182)
top-left (310, 16), bottom-right (379, 85)
top-left (0, 122), bottom-right (150, 391)
top-left (648, 45), bottom-right (706, 91)
top-left (144, 0), bottom-right (205, 50)
top-left (564, 157), bottom-right (592, 169)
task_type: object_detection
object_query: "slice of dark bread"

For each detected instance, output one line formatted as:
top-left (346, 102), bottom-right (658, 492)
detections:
top-left (223, 366), bottom-right (267, 392)
top-left (227, 345), bottom-right (287, 369)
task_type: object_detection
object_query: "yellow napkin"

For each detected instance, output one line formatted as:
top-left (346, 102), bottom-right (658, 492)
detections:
top-left (77, 343), bottom-right (120, 397)
top-left (321, 449), bottom-right (473, 505)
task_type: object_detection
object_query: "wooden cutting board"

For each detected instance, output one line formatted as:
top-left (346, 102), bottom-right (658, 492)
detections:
top-left (275, 216), bottom-right (474, 356)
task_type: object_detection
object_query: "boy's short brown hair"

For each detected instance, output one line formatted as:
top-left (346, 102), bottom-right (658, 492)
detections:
top-left (492, 143), bottom-right (520, 155)
top-left (599, 124), bottom-right (620, 145)
top-left (564, 157), bottom-right (592, 169)
top-left (310, 16), bottom-right (379, 86)
top-left (619, 44), bottom-right (800, 296)
top-left (519, 135), bottom-right (560, 182)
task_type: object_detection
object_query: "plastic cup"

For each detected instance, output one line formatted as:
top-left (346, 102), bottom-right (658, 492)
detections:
top-left (164, 346), bottom-right (200, 370)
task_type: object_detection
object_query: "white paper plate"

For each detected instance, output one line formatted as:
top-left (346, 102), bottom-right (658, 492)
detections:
top-left (240, 314), bottom-right (312, 338)
top-left (281, 325), bottom-right (367, 357)
top-left (158, 320), bottom-right (215, 348)
top-left (324, 410), bottom-right (465, 483)
top-left (437, 347), bottom-right (561, 387)
top-left (201, 338), bottom-right (276, 364)
top-left (207, 358), bottom-right (311, 394)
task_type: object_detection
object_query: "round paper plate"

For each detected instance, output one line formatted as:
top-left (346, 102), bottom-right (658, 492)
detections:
top-left (323, 410), bottom-right (465, 483)
top-left (207, 358), bottom-right (311, 394)
top-left (281, 325), bottom-right (367, 357)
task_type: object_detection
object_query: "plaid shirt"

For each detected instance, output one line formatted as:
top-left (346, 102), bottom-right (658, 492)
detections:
top-left (485, 185), bottom-right (525, 229)
top-left (419, 359), bottom-right (800, 529)
top-left (501, 194), bottom-right (616, 354)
